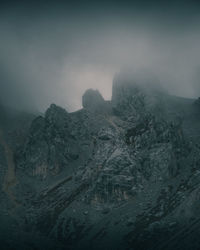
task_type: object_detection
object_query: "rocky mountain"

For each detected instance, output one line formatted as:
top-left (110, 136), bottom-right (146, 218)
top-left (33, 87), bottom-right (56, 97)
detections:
top-left (1, 74), bottom-right (200, 249)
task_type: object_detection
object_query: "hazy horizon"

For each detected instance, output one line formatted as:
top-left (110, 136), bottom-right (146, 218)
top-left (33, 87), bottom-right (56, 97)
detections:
top-left (1, 0), bottom-right (200, 112)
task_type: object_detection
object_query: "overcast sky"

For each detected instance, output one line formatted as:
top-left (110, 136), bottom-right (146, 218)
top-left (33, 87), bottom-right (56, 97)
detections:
top-left (1, 0), bottom-right (200, 112)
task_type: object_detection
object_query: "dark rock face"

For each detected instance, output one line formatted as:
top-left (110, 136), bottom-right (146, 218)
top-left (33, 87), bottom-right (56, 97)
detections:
top-left (82, 89), bottom-right (104, 109)
top-left (82, 89), bottom-right (112, 114)
top-left (16, 104), bottom-right (78, 178)
top-left (112, 72), bottom-right (166, 120)
top-left (1, 76), bottom-right (200, 250)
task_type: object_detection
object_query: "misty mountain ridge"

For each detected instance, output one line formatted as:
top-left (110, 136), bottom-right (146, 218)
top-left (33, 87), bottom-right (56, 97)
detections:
top-left (1, 74), bottom-right (200, 249)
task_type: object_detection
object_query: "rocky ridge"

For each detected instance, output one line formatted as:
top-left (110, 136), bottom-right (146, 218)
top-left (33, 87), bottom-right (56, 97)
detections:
top-left (1, 74), bottom-right (200, 249)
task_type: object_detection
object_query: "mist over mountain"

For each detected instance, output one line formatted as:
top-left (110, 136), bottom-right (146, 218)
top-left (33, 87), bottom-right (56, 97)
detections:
top-left (1, 0), bottom-right (200, 112)
top-left (1, 1), bottom-right (200, 249)
top-left (0, 71), bottom-right (200, 249)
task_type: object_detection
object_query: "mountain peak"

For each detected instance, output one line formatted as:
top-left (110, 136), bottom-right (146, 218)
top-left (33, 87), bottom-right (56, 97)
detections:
top-left (112, 71), bottom-right (166, 119)
top-left (45, 103), bottom-right (69, 126)
top-left (82, 89), bottom-right (105, 109)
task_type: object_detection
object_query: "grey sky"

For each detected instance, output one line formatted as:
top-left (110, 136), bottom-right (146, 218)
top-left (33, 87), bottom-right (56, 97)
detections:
top-left (1, 0), bottom-right (200, 112)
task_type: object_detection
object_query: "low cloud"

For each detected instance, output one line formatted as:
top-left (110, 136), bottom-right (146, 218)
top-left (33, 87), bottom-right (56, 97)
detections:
top-left (1, 1), bottom-right (200, 112)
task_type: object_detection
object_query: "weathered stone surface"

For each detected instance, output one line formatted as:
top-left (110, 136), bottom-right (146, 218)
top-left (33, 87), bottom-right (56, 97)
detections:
top-left (1, 75), bottom-right (200, 249)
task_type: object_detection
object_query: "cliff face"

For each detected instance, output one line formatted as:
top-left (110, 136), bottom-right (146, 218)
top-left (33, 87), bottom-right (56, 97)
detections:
top-left (1, 76), bottom-right (200, 249)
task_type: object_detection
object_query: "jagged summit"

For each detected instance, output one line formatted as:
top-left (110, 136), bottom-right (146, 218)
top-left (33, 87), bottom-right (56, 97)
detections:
top-left (45, 103), bottom-right (69, 128)
top-left (82, 89), bottom-right (105, 109)
top-left (112, 71), bottom-right (167, 119)
top-left (82, 88), bottom-right (112, 114)
top-left (45, 103), bottom-right (68, 119)
top-left (2, 75), bottom-right (200, 250)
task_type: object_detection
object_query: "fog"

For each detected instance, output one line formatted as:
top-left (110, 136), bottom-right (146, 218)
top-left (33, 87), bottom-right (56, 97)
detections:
top-left (1, 1), bottom-right (200, 112)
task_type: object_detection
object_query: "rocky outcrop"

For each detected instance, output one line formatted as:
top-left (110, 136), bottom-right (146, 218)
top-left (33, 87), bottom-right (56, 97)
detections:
top-left (82, 89), bottom-right (104, 109)
top-left (112, 71), bottom-right (166, 120)
top-left (15, 76), bottom-right (196, 204)
top-left (82, 89), bottom-right (112, 114)
top-left (1, 74), bottom-right (200, 250)
top-left (16, 104), bottom-right (78, 178)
